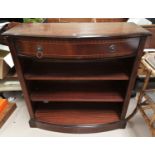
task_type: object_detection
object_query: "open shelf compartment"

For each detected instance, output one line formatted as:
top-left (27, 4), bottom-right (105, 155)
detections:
top-left (21, 57), bottom-right (134, 81)
top-left (29, 81), bottom-right (127, 102)
top-left (34, 102), bottom-right (122, 125)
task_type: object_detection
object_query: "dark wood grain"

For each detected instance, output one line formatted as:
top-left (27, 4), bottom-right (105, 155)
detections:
top-left (7, 38), bottom-right (35, 118)
top-left (3, 23), bottom-right (151, 38)
top-left (31, 90), bottom-right (124, 102)
top-left (30, 81), bottom-right (126, 102)
top-left (121, 36), bottom-right (148, 119)
top-left (14, 37), bottom-right (140, 59)
top-left (29, 119), bottom-right (126, 133)
top-left (34, 102), bottom-right (121, 124)
top-left (5, 23), bottom-right (150, 133)
top-left (23, 58), bottom-right (132, 81)
top-left (25, 73), bottom-right (129, 81)
top-left (30, 102), bottom-right (124, 133)
top-left (35, 104), bottom-right (120, 125)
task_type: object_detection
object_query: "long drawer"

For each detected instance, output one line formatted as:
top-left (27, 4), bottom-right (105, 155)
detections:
top-left (14, 37), bottom-right (140, 59)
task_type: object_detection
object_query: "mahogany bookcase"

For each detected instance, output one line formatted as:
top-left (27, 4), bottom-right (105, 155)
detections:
top-left (3, 23), bottom-right (151, 133)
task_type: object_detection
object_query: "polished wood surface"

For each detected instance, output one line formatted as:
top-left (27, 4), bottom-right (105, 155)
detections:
top-left (30, 81), bottom-right (125, 102)
top-left (121, 37), bottom-right (147, 119)
top-left (35, 103), bottom-right (121, 125)
top-left (29, 119), bottom-right (126, 133)
top-left (14, 37), bottom-right (140, 59)
top-left (3, 23), bottom-right (151, 38)
top-left (24, 59), bottom-right (131, 81)
top-left (7, 38), bottom-right (34, 118)
top-left (5, 23), bottom-right (150, 133)
top-left (25, 73), bottom-right (129, 81)
top-left (0, 22), bottom-right (21, 45)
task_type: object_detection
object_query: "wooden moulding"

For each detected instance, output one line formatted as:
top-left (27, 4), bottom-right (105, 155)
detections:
top-left (29, 102), bottom-right (125, 133)
top-left (0, 103), bottom-right (16, 128)
top-left (29, 119), bottom-right (126, 134)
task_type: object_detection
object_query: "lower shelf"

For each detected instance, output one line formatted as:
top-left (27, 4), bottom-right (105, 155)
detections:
top-left (31, 102), bottom-right (125, 133)
top-left (35, 104), bottom-right (120, 125)
top-left (31, 90), bottom-right (124, 102)
top-left (30, 81), bottom-right (126, 102)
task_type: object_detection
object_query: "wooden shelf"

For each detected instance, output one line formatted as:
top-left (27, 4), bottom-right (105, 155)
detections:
top-left (31, 90), bottom-right (124, 102)
top-left (23, 59), bottom-right (131, 81)
top-left (25, 72), bottom-right (129, 81)
top-left (34, 103), bottom-right (121, 125)
top-left (30, 81), bottom-right (126, 102)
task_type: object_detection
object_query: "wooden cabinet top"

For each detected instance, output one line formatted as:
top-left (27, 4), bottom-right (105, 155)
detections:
top-left (3, 22), bottom-right (151, 38)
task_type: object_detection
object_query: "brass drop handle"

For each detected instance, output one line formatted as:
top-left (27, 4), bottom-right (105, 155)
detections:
top-left (108, 44), bottom-right (117, 52)
top-left (36, 46), bottom-right (43, 58)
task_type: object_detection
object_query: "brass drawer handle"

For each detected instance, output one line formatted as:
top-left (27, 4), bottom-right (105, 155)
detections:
top-left (36, 46), bottom-right (43, 58)
top-left (108, 44), bottom-right (117, 52)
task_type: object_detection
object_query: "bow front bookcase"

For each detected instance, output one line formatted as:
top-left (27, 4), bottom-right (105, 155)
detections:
top-left (3, 23), bottom-right (150, 133)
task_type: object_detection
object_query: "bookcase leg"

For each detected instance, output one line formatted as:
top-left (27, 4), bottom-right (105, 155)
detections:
top-left (29, 119), bottom-right (36, 128)
top-left (121, 120), bottom-right (127, 129)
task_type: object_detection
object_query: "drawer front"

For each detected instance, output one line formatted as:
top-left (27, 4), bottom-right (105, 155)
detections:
top-left (15, 38), bottom-right (140, 59)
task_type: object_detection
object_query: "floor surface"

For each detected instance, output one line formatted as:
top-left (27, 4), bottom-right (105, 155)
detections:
top-left (0, 92), bottom-right (151, 137)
